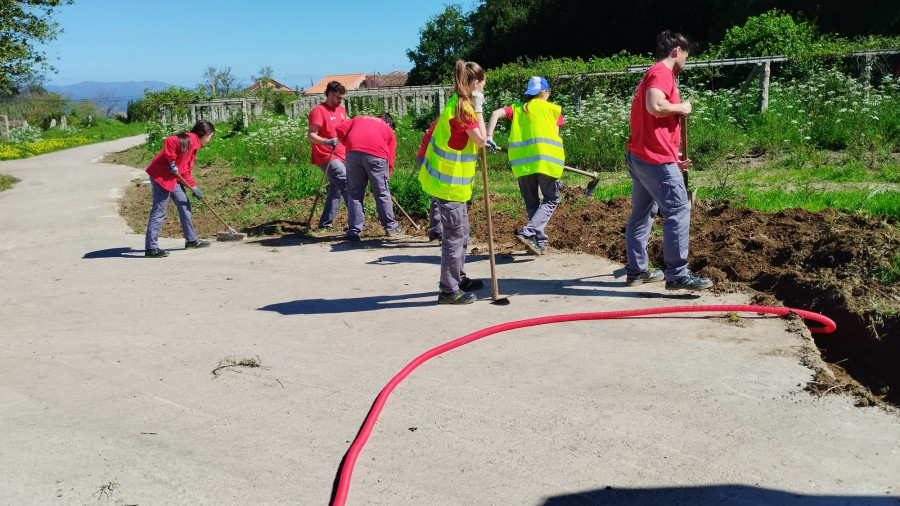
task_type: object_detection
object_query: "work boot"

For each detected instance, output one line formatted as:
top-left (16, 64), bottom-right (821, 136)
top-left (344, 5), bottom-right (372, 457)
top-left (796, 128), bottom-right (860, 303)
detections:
top-left (144, 248), bottom-right (169, 258)
top-left (386, 225), bottom-right (405, 237)
top-left (437, 290), bottom-right (477, 305)
top-left (185, 239), bottom-right (211, 249)
top-left (666, 271), bottom-right (713, 291)
top-left (458, 278), bottom-right (484, 292)
top-left (516, 233), bottom-right (544, 256)
top-left (626, 269), bottom-right (664, 286)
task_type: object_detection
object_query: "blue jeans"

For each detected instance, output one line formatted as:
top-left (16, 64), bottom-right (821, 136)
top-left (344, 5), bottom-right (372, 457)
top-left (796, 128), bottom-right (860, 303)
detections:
top-left (624, 150), bottom-right (690, 281)
top-left (145, 181), bottom-right (198, 250)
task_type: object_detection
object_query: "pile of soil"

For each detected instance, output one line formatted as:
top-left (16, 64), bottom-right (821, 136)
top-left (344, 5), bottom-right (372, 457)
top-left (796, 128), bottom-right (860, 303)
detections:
top-left (116, 161), bottom-right (899, 407)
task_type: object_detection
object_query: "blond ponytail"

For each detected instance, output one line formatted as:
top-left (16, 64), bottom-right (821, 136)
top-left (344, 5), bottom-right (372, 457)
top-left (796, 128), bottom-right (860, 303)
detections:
top-left (453, 59), bottom-right (484, 125)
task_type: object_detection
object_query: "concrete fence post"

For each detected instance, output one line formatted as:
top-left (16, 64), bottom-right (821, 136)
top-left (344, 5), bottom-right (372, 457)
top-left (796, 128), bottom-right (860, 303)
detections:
top-left (60, 116), bottom-right (67, 130)
top-left (758, 61), bottom-right (771, 112)
top-left (1, 115), bottom-right (8, 141)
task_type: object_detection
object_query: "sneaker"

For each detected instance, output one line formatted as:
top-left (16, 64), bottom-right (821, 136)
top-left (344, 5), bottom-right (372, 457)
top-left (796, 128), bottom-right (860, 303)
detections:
top-left (144, 248), bottom-right (169, 258)
top-left (516, 233), bottom-right (544, 256)
top-left (428, 232), bottom-right (442, 243)
top-left (665, 271), bottom-right (713, 291)
top-left (345, 233), bottom-right (361, 242)
top-left (185, 239), bottom-right (211, 249)
top-left (458, 278), bottom-right (484, 292)
top-left (625, 269), bottom-right (664, 286)
top-left (386, 225), bottom-right (405, 237)
top-left (437, 290), bottom-right (477, 305)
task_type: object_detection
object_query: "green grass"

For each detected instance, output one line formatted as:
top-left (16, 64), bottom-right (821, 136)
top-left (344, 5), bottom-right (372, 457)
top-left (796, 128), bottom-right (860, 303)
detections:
top-left (876, 254), bottom-right (900, 283)
top-left (0, 173), bottom-right (19, 192)
top-left (0, 119), bottom-right (147, 160)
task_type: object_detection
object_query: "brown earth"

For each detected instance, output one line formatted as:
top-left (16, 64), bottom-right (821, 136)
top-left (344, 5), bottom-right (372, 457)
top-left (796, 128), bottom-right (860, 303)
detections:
top-left (113, 158), bottom-right (900, 408)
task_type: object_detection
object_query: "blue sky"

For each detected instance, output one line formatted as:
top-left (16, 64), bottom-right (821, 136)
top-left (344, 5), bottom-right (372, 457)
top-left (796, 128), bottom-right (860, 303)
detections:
top-left (43, 0), bottom-right (477, 89)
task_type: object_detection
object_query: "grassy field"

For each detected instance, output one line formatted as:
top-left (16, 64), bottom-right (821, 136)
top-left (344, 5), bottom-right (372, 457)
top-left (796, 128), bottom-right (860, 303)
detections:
top-left (0, 118), bottom-right (145, 161)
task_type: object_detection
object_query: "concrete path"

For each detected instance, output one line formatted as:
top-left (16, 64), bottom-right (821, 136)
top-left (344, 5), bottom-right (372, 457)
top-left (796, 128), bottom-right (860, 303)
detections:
top-left (1, 137), bottom-right (898, 506)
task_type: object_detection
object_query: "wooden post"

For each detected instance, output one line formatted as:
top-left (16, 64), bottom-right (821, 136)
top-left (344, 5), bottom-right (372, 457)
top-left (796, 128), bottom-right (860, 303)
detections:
top-left (0, 115), bottom-right (8, 141)
top-left (758, 61), bottom-right (771, 112)
top-left (573, 75), bottom-right (582, 113)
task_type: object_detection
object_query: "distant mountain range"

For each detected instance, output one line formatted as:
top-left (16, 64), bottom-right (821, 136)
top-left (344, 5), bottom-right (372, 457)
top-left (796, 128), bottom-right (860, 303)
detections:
top-left (43, 81), bottom-right (177, 101)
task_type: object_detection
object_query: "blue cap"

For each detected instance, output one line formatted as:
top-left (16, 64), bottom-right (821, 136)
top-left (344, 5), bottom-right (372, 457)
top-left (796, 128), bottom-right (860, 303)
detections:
top-left (524, 76), bottom-right (549, 96)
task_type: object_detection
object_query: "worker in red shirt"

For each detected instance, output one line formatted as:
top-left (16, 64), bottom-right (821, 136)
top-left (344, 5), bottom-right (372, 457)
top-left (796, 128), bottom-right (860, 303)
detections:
top-left (306, 81), bottom-right (349, 230)
top-left (415, 118), bottom-right (443, 242)
top-left (336, 112), bottom-right (401, 241)
top-left (144, 120), bottom-right (215, 258)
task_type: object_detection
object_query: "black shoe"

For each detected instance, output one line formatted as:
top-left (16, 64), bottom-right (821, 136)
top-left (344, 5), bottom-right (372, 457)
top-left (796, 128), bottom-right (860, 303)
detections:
top-left (626, 269), bottom-right (664, 286)
top-left (665, 271), bottom-right (713, 291)
top-left (428, 232), bottom-right (442, 243)
top-left (185, 239), bottom-right (211, 249)
top-left (516, 234), bottom-right (544, 256)
top-left (145, 248), bottom-right (169, 258)
top-left (458, 278), bottom-right (484, 292)
top-left (437, 290), bottom-right (477, 305)
top-left (345, 233), bottom-right (361, 242)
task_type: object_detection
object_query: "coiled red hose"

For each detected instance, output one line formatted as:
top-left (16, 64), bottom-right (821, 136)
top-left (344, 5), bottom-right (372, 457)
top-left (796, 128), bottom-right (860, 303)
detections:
top-left (330, 304), bottom-right (835, 505)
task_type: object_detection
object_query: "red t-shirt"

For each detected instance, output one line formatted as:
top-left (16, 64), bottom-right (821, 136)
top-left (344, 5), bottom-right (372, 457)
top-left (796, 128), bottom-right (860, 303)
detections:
top-left (502, 105), bottom-right (565, 126)
top-left (447, 113), bottom-right (479, 151)
top-left (308, 102), bottom-right (348, 164)
top-left (335, 116), bottom-right (397, 171)
top-left (626, 61), bottom-right (681, 164)
top-left (145, 133), bottom-right (200, 191)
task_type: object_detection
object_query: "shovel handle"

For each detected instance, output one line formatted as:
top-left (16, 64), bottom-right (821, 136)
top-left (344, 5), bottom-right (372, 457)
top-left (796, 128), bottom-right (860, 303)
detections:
top-left (175, 173), bottom-right (234, 232)
top-left (562, 165), bottom-right (599, 179)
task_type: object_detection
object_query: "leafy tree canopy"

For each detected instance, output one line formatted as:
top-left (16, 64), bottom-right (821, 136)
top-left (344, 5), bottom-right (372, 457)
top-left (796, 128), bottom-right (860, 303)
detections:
top-left (406, 4), bottom-right (473, 86)
top-left (0, 0), bottom-right (73, 95)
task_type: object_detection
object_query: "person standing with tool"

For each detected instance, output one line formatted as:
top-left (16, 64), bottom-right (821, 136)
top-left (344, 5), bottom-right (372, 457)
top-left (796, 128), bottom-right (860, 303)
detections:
top-left (418, 60), bottom-right (488, 304)
top-left (486, 76), bottom-right (565, 256)
top-left (307, 81), bottom-right (349, 230)
top-left (144, 120), bottom-right (216, 258)
top-left (336, 112), bottom-right (402, 241)
top-left (624, 30), bottom-right (712, 291)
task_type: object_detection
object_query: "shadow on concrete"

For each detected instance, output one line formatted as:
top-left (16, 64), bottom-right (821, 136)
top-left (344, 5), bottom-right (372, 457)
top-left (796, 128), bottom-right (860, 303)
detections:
top-left (539, 484), bottom-right (899, 505)
top-left (258, 291), bottom-right (435, 315)
top-left (82, 247), bottom-right (146, 259)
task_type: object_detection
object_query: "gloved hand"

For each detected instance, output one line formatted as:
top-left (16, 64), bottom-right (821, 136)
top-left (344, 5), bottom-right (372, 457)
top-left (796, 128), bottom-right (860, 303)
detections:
top-left (168, 161), bottom-right (178, 175)
top-left (472, 91), bottom-right (484, 113)
top-left (485, 137), bottom-right (499, 153)
top-left (191, 186), bottom-right (203, 200)
top-left (325, 137), bottom-right (339, 148)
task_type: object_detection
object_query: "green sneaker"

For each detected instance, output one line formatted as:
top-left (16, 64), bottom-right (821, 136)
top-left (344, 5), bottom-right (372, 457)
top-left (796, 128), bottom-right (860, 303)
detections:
top-left (437, 290), bottom-right (477, 305)
top-left (185, 239), bottom-right (211, 249)
top-left (145, 248), bottom-right (169, 258)
top-left (626, 269), bottom-right (664, 286)
top-left (665, 271), bottom-right (713, 291)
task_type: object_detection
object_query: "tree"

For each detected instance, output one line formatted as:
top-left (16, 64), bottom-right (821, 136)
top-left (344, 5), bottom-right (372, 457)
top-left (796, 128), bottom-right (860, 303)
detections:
top-left (251, 66), bottom-right (274, 88)
top-left (406, 4), bottom-right (473, 86)
top-left (0, 0), bottom-right (73, 95)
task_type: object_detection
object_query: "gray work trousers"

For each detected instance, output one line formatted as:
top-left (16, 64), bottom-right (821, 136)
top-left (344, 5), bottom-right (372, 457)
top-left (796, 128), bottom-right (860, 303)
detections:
top-left (435, 198), bottom-right (469, 293)
top-left (428, 198), bottom-right (442, 239)
top-left (317, 158), bottom-right (348, 228)
top-left (145, 180), bottom-right (198, 250)
top-left (517, 173), bottom-right (562, 247)
top-left (624, 150), bottom-right (690, 281)
top-left (345, 151), bottom-right (398, 235)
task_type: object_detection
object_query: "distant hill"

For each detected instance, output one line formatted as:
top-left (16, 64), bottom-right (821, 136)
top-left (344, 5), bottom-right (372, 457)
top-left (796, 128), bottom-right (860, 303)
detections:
top-left (43, 81), bottom-right (178, 114)
top-left (44, 81), bottom-right (176, 101)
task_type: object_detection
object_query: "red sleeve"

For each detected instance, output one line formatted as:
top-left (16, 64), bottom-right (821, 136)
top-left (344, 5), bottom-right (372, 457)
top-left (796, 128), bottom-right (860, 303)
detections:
top-left (307, 106), bottom-right (324, 128)
top-left (645, 67), bottom-right (673, 98)
top-left (387, 128), bottom-right (396, 172)
top-left (416, 119), bottom-right (438, 157)
top-left (162, 136), bottom-right (179, 162)
top-left (557, 114), bottom-right (565, 127)
top-left (504, 106), bottom-right (514, 120)
top-left (335, 118), bottom-right (352, 142)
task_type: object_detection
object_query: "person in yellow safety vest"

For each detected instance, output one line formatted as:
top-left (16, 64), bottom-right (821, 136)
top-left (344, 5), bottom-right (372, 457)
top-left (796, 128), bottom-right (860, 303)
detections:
top-left (418, 60), bottom-right (488, 305)
top-left (486, 76), bottom-right (565, 256)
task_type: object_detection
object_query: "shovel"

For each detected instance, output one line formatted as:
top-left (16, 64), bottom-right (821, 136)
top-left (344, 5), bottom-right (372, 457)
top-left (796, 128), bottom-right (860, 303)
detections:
top-left (479, 147), bottom-right (511, 305)
top-left (175, 173), bottom-right (246, 242)
top-left (679, 115), bottom-right (697, 208)
top-left (562, 165), bottom-right (600, 196)
top-left (305, 145), bottom-right (336, 230)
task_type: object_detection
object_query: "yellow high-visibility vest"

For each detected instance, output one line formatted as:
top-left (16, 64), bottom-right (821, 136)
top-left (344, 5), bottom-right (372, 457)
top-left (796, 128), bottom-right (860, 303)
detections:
top-left (507, 99), bottom-right (565, 178)
top-left (418, 94), bottom-right (478, 202)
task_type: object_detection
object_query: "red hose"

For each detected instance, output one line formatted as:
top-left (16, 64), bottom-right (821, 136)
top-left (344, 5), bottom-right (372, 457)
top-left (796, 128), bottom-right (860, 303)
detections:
top-left (330, 304), bottom-right (835, 505)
